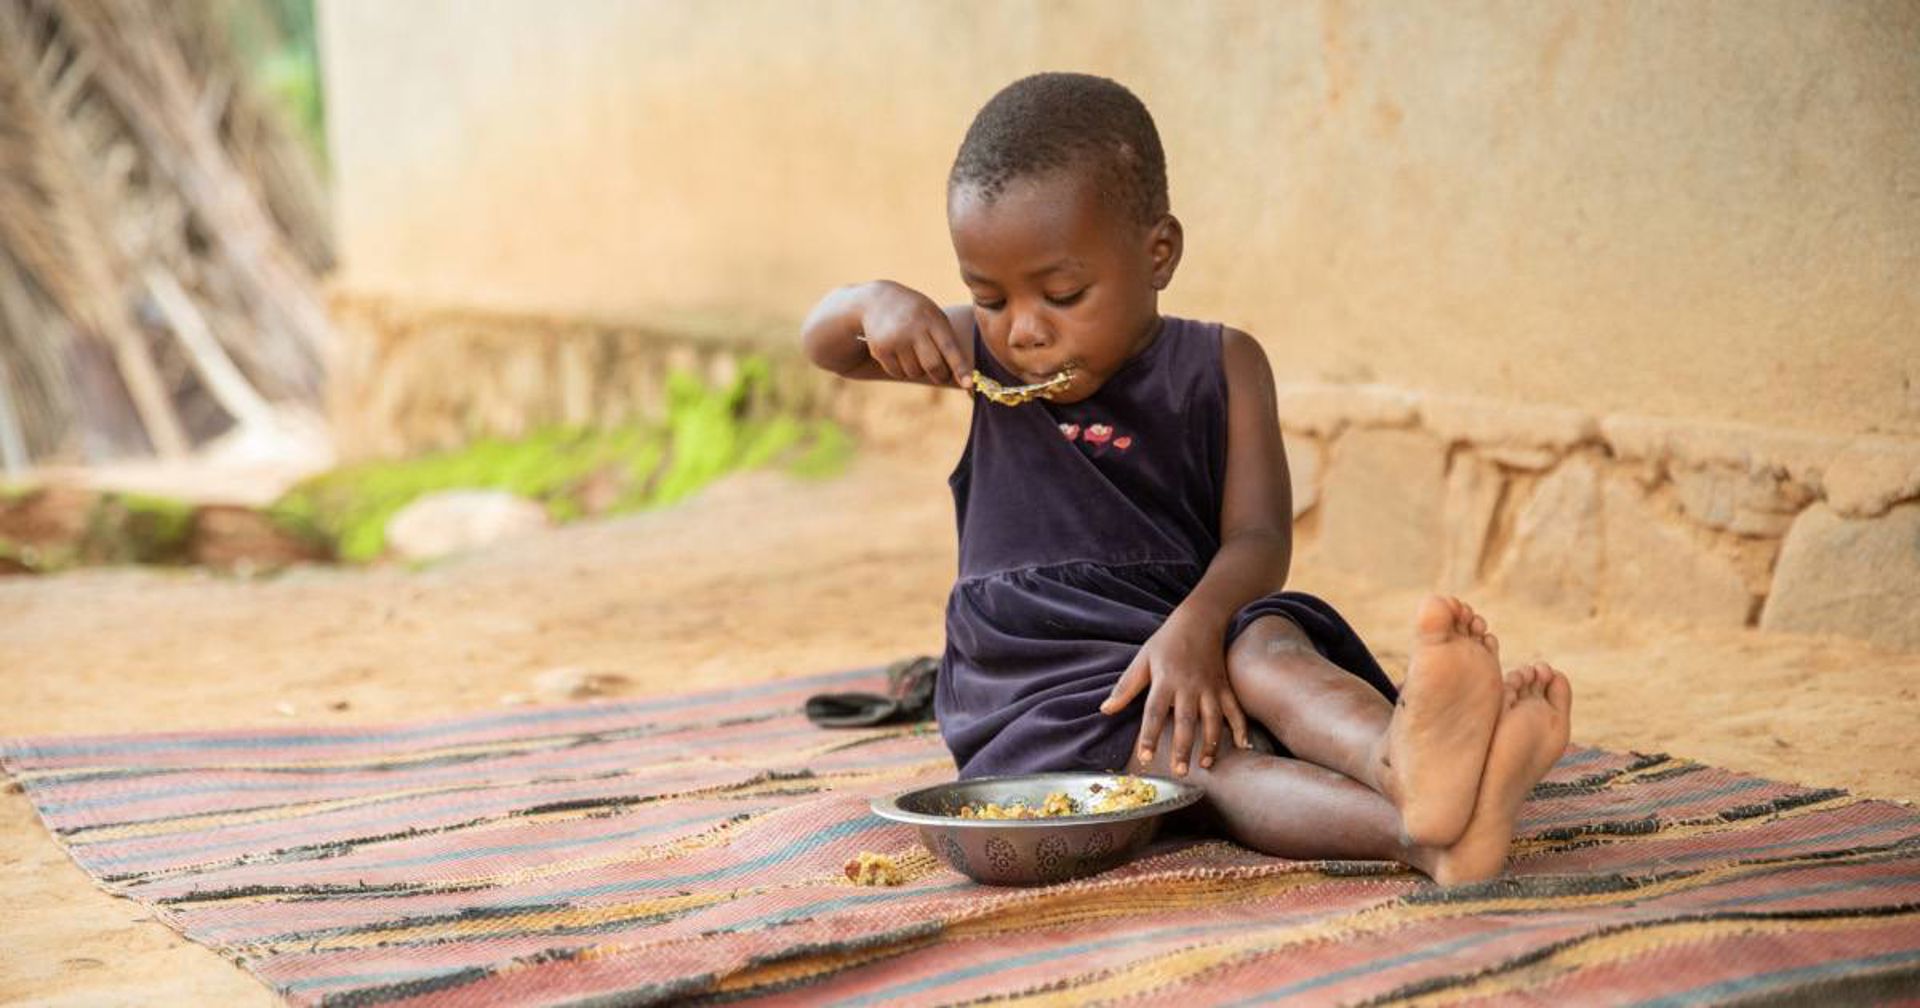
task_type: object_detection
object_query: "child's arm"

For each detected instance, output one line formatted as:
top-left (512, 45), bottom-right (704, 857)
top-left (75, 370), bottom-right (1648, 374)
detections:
top-left (1177, 327), bottom-right (1295, 621)
top-left (1101, 327), bottom-right (1293, 774)
top-left (800, 281), bottom-right (975, 388)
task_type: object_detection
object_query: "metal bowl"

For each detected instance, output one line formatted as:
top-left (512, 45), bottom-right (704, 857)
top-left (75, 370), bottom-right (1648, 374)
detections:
top-left (870, 773), bottom-right (1204, 886)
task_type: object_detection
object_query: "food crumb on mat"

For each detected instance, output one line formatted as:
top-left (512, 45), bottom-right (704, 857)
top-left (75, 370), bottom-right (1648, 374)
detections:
top-left (845, 851), bottom-right (904, 886)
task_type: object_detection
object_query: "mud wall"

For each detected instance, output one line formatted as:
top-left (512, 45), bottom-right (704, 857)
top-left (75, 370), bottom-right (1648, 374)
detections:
top-left (319, 0), bottom-right (1920, 438)
top-left (317, 3), bottom-right (1920, 649)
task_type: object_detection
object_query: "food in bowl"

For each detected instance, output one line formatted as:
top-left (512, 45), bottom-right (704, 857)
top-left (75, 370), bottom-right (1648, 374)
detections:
top-left (958, 790), bottom-right (1078, 819)
top-left (1086, 775), bottom-right (1158, 814)
top-left (956, 776), bottom-right (1158, 819)
top-left (871, 772), bottom-right (1203, 886)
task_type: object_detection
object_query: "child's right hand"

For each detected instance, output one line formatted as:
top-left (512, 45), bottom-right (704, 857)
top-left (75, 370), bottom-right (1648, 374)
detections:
top-left (854, 281), bottom-right (973, 389)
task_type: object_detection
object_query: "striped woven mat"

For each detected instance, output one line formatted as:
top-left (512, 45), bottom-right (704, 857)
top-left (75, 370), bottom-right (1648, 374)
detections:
top-left (5, 666), bottom-right (1918, 1006)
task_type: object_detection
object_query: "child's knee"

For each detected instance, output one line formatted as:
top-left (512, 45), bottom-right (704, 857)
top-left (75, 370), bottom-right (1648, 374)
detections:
top-left (1229, 615), bottom-right (1314, 666)
top-left (1226, 614), bottom-right (1318, 696)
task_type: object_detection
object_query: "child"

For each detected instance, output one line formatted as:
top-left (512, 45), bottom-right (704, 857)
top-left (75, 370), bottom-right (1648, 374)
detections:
top-left (801, 72), bottom-right (1571, 884)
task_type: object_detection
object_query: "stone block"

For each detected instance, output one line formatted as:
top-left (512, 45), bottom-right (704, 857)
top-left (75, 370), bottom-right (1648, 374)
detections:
top-left (1440, 453), bottom-right (1503, 592)
top-left (1600, 478), bottom-right (1752, 628)
top-left (387, 490), bottom-right (550, 561)
top-left (1760, 502), bottom-right (1920, 651)
top-left (1275, 383), bottom-right (1418, 437)
top-left (1283, 432), bottom-right (1322, 518)
top-left (1599, 414), bottom-right (1837, 489)
top-left (1597, 414), bottom-right (1671, 463)
top-left (1421, 394), bottom-right (1596, 451)
top-left (1823, 436), bottom-right (1920, 518)
top-left (1484, 446), bottom-right (1560, 471)
top-left (1491, 457), bottom-right (1601, 617)
top-left (1669, 463), bottom-right (1814, 537)
top-left (1315, 429), bottom-right (1446, 587)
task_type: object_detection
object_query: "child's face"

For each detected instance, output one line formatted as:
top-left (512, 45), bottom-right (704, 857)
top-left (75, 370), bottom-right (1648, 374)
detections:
top-left (948, 170), bottom-right (1180, 404)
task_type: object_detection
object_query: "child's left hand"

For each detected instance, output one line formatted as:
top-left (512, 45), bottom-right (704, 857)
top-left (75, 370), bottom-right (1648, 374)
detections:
top-left (1099, 611), bottom-right (1252, 776)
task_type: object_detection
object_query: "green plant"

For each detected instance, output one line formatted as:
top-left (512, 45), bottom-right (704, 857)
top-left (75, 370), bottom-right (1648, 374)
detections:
top-left (270, 359), bottom-right (850, 562)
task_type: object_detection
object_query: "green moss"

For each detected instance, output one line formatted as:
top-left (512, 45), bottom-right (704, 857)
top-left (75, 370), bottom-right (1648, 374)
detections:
top-left (80, 492), bottom-right (197, 565)
top-left (787, 421), bottom-right (854, 480)
top-left (650, 370), bottom-right (746, 506)
top-left (120, 493), bottom-right (196, 550)
top-left (0, 537), bottom-right (71, 573)
top-left (270, 356), bottom-right (853, 562)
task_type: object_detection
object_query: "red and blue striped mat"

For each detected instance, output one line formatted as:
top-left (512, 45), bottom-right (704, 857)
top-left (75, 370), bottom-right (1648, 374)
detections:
top-left (5, 665), bottom-right (1917, 1005)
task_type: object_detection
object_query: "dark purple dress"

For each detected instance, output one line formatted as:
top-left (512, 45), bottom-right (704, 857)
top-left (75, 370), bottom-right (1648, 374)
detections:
top-left (937, 316), bottom-right (1399, 778)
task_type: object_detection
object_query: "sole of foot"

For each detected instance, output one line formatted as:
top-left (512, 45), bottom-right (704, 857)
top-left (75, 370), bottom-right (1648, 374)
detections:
top-left (1381, 594), bottom-right (1506, 847)
top-left (1425, 662), bottom-right (1574, 886)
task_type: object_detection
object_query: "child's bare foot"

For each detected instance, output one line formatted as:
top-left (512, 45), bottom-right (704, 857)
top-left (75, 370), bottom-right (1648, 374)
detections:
top-left (1375, 595), bottom-right (1505, 846)
top-left (1420, 662), bottom-right (1573, 885)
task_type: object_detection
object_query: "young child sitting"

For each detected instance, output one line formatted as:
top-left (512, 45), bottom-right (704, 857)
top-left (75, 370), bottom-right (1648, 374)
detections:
top-left (800, 72), bottom-right (1572, 884)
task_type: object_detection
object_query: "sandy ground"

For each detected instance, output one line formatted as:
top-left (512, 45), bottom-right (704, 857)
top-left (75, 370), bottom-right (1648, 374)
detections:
top-left (3, 447), bottom-right (1917, 1005)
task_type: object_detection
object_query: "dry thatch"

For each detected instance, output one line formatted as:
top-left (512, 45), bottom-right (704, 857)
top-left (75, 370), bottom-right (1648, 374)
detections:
top-left (0, 0), bottom-right (332, 474)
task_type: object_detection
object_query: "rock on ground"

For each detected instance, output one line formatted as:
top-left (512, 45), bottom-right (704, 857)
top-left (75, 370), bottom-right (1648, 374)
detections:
top-left (1492, 457), bottom-right (1602, 618)
top-left (1601, 477), bottom-right (1753, 628)
top-left (386, 490), bottom-right (550, 561)
top-left (1761, 502), bottom-right (1920, 651)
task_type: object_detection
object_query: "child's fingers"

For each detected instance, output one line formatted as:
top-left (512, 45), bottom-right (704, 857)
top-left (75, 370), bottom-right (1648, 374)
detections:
top-left (1169, 691), bottom-right (1197, 776)
top-left (911, 338), bottom-right (952, 384)
top-left (1135, 688), bottom-right (1170, 765)
top-left (928, 324), bottom-right (971, 388)
top-left (893, 346), bottom-right (929, 382)
top-left (1100, 655), bottom-right (1149, 716)
top-left (1219, 688), bottom-right (1252, 750)
top-left (1198, 692), bottom-right (1223, 769)
top-left (870, 343), bottom-right (908, 381)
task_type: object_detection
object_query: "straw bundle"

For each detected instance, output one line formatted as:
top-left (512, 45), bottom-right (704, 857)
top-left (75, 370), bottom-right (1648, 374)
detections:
top-left (0, 0), bottom-right (331, 474)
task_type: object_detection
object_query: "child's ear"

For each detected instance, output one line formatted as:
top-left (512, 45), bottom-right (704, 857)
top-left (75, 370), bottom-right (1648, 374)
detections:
top-left (1147, 214), bottom-right (1183, 290)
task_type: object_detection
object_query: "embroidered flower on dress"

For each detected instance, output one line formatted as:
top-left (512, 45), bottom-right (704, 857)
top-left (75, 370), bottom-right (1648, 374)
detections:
top-left (1084, 424), bottom-right (1114, 446)
top-left (1113, 436), bottom-right (1133, 451)
top-left (1058, 423), bottom-right (1081, 441)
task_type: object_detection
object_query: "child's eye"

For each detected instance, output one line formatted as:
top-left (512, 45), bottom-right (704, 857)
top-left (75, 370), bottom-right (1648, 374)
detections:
top-left (973, 299), bottom-right (1006, 312)
top-left (1046, 290), bottom-right (1086, 307)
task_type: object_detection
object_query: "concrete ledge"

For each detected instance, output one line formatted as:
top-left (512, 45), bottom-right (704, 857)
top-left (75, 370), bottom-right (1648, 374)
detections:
top-left (326, 298), bottom-right (1920, 651)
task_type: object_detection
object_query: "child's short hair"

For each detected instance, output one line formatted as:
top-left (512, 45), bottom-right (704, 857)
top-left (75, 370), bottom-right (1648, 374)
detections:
top-left (949, 72), bottom-right (1169, 227)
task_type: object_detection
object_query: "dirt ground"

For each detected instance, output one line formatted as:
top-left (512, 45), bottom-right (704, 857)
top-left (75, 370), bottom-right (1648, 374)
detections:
top-left (3, 447), bottom-right (1917, 1006)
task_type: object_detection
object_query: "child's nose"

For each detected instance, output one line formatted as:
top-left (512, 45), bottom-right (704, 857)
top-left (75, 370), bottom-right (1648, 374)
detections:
top-left (1008, 313), bottom-right (1053, 350)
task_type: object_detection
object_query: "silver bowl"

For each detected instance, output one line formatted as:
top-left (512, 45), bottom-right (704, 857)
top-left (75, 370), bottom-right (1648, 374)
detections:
top-left (870, 772), bottom-right (1204, 886)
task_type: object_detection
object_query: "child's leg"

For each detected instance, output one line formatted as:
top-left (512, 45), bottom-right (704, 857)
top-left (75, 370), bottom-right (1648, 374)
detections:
top-left (1441, 662), bottom-right (1572, 880)
top-left (1132, 658), bottom-right (1571, 883)
top-left (1131, 741), bottom-right (1420, 865)
top-left (1225, 595), bottom-right (1505, 846)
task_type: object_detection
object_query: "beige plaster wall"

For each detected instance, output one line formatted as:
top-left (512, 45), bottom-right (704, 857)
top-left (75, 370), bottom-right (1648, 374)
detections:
top-left (318, 0), bottom-right (1920, 437)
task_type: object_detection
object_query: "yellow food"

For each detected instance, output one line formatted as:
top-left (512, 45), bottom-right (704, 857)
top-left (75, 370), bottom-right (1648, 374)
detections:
top-left (844, 851), bottom-right (904, 886)
top-left (970, 367), bottom-right (1075, 406)
top-left (956, 777), bottom-right (1158, 819)
top-left (1087, 775), bottom-right (1158, 814)
top-left (959, 791), bottom-right (1079, 819)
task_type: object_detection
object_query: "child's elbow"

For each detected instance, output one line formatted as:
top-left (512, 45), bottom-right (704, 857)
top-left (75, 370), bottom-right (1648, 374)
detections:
top-left (798, 327), bottom-right (825, 370)
top-left (800, 328), bottom-right (850, 376)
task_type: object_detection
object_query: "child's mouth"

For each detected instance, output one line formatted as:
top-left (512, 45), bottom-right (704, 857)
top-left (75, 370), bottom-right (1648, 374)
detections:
top-left (970, 365), bottom-right (1076, 406)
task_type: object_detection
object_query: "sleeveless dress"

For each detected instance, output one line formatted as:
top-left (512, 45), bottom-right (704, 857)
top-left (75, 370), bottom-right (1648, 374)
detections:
top-left (937, 315), bottom-right (1400, 779)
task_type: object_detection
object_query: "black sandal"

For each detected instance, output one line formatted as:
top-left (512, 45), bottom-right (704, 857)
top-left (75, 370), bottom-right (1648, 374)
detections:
top-left (805, 656), bottom-right (938, 728)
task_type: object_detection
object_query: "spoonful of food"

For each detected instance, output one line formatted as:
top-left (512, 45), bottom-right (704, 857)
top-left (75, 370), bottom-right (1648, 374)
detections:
top-left (970, 366), bottom-right (1075, 406)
